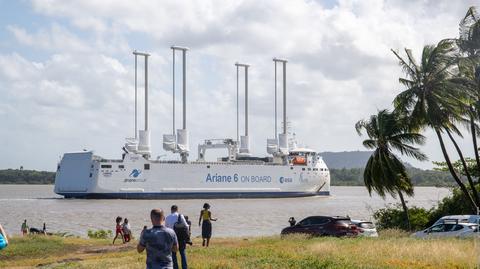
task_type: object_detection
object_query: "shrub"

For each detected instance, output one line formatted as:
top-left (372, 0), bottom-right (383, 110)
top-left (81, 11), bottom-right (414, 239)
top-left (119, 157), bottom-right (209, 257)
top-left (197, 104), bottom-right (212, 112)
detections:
top-left (87, 229), bottom-right (112, 239)
top-left (373, 204), bottom-right (431, 231)
top-left (374, 186), bottom-right (480, 231)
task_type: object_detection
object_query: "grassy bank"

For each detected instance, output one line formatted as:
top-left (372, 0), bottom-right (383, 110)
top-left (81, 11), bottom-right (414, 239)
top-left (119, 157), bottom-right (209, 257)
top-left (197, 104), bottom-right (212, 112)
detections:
top-left (1, 231), bottom-right (478, 269)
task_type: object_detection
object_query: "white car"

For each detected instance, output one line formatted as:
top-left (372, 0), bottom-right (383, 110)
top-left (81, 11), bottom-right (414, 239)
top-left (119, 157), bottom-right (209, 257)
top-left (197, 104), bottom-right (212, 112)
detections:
top-left (351, 220), bottom-right (378, 237)
top-left (432, 215), bottom-right (480, 226)
top-left (412, 222), bottom-right (478, 238)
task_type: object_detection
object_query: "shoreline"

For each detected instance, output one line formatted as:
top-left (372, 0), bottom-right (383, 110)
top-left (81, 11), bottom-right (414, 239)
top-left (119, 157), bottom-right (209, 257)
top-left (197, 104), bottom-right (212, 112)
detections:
top-left (1, 232), bottom-right (476, 268)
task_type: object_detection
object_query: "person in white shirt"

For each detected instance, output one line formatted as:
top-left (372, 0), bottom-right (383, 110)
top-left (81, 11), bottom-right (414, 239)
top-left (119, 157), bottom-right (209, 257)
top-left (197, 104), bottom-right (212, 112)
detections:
top-left (166, 205), bottom-right (189, 269)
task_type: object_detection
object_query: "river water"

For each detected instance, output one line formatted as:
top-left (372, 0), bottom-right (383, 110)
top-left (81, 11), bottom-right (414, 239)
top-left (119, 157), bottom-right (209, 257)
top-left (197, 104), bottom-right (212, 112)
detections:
top-left (0, 185), bottom-right (450, 238)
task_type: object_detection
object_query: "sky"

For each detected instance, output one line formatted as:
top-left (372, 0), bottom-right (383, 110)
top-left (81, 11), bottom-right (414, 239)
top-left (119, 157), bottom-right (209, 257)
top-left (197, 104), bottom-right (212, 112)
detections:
top-left (0, 0), bottom-right (479, 171)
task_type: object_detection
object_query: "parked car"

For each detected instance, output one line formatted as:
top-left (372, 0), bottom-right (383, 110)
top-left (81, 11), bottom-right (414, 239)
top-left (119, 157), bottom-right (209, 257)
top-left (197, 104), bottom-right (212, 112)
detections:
top-left (412, 220), bottom-right (478, 238)
top-left (351, 220), bottom-right (378, 237)
top-left (432, 215), bottom-right (480, 226)
top-left (281, 216), bottom-right (359, 237)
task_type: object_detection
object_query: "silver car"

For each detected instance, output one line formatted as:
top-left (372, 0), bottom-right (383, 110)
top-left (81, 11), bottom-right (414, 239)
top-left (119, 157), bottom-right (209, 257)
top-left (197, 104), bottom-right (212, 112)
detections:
top-left (412, 222), bottom-right (478, 238)
top-left (351, 220), bottom-right (378, 237)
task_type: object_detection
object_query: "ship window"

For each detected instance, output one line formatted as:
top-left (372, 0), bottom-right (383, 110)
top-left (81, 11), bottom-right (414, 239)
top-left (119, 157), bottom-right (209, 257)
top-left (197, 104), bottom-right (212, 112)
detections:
top-left (207, 165), bottom-right (210, 169)
top-left (313, 168), bottom-right (318, 171)
top-left (89, 173), bottom-right (92, 178)
top-left (308, 168), bottom-right (311, 171)
top-left (302, 168), bottom-right (305, 171)
top-left (101, 164), bottom-right (112, 169)
top-left (144, 164), bottom-right (150, 170)
top-left (119, 165), bottom-right (124, 169)
top-left (290, 167), bottom-right (293, 170)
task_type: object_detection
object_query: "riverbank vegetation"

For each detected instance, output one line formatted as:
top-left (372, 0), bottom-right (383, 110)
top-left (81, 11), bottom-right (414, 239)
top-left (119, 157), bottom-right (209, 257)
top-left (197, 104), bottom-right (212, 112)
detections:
top-left (1, 233), bottom-right (476, 269)
top-left (0, 169), bottom-right (55, 184)
top-left (0, 168), bottom-right (454, 186)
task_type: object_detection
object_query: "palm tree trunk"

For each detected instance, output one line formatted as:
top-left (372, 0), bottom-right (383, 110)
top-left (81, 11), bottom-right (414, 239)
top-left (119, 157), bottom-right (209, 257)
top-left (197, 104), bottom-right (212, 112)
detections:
top-left (435, 129), bottom-right (478, 212)
top-left (471, 114), bottom-right (480, 184)
top-left (397, 190), bottom-right (411, 231)
top-left (446, 129), bottom-right (480, 206)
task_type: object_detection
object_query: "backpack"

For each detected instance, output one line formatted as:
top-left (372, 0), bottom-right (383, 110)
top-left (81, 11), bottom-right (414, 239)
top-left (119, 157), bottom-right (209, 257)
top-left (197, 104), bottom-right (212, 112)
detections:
top-left (173, 214), bottom-right (190, 242)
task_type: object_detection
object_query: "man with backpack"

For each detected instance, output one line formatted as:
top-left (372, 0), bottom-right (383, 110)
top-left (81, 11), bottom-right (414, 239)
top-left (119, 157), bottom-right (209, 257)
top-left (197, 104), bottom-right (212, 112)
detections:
top-left (166, 205), bottom-right (190, 269)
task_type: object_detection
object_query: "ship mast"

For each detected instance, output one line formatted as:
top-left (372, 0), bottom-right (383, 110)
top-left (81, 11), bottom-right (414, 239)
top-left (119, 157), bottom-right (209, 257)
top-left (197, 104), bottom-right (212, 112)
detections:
top-left (235, 62), bottom-right (250, 156)
top-left (163, 46), bottom-right (190, 163)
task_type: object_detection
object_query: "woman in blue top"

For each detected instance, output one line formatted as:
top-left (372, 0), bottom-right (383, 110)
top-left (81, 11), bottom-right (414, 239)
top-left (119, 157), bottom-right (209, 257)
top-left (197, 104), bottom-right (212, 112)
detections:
top-left (0, 224), bottom-right (8, 250)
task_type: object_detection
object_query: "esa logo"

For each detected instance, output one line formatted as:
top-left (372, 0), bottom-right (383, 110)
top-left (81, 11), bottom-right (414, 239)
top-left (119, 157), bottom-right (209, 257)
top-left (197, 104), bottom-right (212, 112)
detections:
top-left (129, 169), bottom-right (142, 178)
top-left (279, 176), bottom-right (293, 184)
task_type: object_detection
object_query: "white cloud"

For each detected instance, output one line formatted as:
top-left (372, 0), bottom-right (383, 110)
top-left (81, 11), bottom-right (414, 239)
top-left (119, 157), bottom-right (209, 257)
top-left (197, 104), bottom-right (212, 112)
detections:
top-left (1, 0), bottom-right (479, 170)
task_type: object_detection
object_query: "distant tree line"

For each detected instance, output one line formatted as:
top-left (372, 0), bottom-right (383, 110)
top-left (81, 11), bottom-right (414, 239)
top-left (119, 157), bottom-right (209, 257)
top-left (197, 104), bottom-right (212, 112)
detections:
top-left (0, 169), bottom-right (55, 184)
top-left (330, 167), bottom-right (454, 187)
top-left (0, 167), bottom-right (454, 186)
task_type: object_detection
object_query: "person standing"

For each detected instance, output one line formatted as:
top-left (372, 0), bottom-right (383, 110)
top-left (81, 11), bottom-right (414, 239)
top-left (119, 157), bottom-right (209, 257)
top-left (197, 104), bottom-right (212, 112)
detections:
top-left (123, 218), bottom-right (132, 242)
top-left (0, 224), bottom-right (8, 250)
top-left (198, 203), bottom-right (217, 247)
top-left (166, 205), bottom-right (189, 269)
top-left (112, 216), bottom-right (125, 245)
top-left (21, 220), bottom-right (28, 236)
top-left (137, 209), bottom-right (178, 269)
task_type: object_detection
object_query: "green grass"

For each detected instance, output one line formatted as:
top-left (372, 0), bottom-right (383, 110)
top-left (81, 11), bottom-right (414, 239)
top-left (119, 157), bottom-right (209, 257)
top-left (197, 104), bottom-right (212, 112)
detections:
top-left (1, 231), bottom-right (478, 268)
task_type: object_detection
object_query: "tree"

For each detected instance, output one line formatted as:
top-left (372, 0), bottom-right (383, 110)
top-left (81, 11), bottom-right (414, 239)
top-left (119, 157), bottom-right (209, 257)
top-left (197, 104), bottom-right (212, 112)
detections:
top-left (392, 39), bottom-right (479, 212)
top-left (356, 109), bottom-right (427, 230)
top-left (455, 6), bottom-right (480, 198)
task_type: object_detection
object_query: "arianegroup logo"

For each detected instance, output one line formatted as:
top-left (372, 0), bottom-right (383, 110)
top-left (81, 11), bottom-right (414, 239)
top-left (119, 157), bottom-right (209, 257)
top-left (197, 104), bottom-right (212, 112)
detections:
top-left (129, 169), bottom-right (142, 178)
top-left (279, 176), bottom-right (293, 184)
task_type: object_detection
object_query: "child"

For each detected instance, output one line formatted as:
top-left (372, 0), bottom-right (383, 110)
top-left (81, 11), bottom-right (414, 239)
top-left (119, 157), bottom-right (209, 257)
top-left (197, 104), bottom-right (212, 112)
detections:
top-left (112, 216), bottom-right (124, 245)
top-left (21, 220), bottom-right (29, 236)
top-left (184, 216), bottom-right (193, 245)
top-left (122, 218), bottom-right (131, 242)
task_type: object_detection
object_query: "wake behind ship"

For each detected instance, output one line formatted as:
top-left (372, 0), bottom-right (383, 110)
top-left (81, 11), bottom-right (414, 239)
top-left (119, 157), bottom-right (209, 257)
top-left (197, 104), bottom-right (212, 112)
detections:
top-left (54, 47), bottom-right (330, 199)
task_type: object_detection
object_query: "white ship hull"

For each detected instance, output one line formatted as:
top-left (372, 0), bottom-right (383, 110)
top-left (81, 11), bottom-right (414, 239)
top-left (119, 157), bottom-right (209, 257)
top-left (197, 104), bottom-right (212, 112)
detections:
top-left (54, 152), bottom-right (330, 199)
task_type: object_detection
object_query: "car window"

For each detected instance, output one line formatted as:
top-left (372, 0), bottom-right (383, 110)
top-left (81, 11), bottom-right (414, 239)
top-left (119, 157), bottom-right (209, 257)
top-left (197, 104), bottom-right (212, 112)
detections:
top-left (298, 218), bottom-right (311, 226)
top-left (358, 222), bottom-right (375, 229)
top-left (311, 217), bottom-right (330, 225)
top-left (444, 224), bottom-right (455, 231)
top-left (430, 224), bottom-right (445, 233)
top-left (452, 225), bottom-right (464, 231)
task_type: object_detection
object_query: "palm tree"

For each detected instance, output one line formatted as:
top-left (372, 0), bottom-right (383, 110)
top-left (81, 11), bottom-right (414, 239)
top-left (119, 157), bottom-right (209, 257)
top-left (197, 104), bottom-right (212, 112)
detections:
top-left (456, 6), bottom-right (480, 191)
top-left (356, 110), bottom-right (427, 230)
top-left (392, 39), bottom-right (479, 212)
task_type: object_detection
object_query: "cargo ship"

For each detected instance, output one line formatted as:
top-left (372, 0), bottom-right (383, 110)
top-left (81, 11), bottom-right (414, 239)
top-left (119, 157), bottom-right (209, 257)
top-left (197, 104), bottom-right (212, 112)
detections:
top-left (54, 47), bottom-right (330, 199)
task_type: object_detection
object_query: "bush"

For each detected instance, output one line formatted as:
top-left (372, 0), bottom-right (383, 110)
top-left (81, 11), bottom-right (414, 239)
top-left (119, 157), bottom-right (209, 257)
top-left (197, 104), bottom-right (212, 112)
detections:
top-left (373, 204), bottom-right (431, 231)
top-left (373, 186), bottom-right (480, 231)
top-left (87, 229), bottom-right (112, 239)
top-left (427, 187), bottom-right (476, 226)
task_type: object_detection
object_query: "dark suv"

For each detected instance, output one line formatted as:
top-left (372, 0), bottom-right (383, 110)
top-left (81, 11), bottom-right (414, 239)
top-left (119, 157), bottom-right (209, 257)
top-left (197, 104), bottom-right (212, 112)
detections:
top-left (281, 216), bottom-right (359, 237)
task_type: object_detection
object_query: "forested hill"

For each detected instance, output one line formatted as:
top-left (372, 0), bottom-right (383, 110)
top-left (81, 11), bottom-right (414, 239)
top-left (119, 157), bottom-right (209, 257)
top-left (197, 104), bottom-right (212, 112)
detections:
top-left (0, 169), bottom-right (55, 184)
top-left (319, 151), bottom-right (372, 169)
